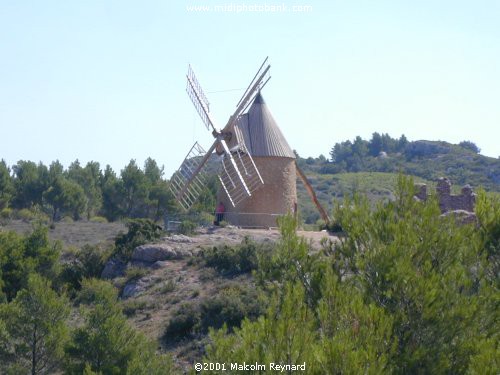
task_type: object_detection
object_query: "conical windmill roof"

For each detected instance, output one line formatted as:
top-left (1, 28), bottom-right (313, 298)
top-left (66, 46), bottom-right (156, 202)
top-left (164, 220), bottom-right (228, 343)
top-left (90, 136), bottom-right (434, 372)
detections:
top-left (233, 93), bottom-right (295, 158)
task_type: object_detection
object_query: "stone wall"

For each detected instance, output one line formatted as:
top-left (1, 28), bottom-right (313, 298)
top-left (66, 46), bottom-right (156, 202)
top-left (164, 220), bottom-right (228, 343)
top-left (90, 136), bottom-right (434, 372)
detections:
top-left (435, 178), bottom-right (476, 213)
top-left (414, 178), bottom-right (476, 224)
top-left (414, 178), bottom-right (476, 213)
top-left (217, 156), bottom-right (297, 228)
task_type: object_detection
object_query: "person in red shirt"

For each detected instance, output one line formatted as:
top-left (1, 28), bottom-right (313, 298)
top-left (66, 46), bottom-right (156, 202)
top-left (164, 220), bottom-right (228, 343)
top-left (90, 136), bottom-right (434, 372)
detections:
top-left (215, 201), bottom-right (225, 226)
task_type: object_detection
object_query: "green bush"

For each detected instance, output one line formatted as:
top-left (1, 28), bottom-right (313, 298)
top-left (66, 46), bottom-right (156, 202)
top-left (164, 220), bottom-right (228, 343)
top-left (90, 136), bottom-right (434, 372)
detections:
top-left (324, 218), bottom-right (343, 233)
top-left (178, 220), bottom-right (196, 235)
top-left (158, 280), bottom-right (176, 294)
top-left (164, 285), bottom-right (266, 342)
top-left (113, 219), bottom-right (163, 260)
top-left (0, 207), bottom-right (12, 219)
top-left (200, 237), bottom-right (270, 276)
top-left (125, 266), bottom-right (147, 283)
top-left (15, 208), bottom-right (35, 222)
top-left (59, 244), bottom-right (112, 292)
top-left (122, 299), bottom-right (147, 317)
top-left (164, 303), bottom-right (201, 340)
top-left (199, 285), bottom-right (265, 333)
top-left (0, 226), bottom-right (61, 301)
top-left (89, 216), bottom-right (108, 223)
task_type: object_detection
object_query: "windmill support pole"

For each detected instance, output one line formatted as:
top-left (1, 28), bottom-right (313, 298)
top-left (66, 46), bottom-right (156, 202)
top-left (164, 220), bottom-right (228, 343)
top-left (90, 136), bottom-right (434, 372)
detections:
top-left (175, 140), bottom-right (218, 203)
top-left (295, 162), bottom-right (331, 224)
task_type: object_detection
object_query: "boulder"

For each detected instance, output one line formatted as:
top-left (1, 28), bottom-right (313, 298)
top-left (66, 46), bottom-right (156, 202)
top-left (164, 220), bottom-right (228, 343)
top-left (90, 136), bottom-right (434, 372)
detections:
top-left (131, 243), bottom-right (191, 263)
top-left (101, 257), bottom-right (127, 279)
top-left (163, 234), bottom-right (194, 243)
top-left (152, 260), bottom-right (169, 269)
top-left (122, 279), bottom-right (147, 299)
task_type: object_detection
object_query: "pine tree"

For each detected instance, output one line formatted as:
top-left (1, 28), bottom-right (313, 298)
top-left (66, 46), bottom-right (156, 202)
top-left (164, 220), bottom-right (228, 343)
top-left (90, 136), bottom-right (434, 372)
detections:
top-left (0, 274), bottom-right (69, 374)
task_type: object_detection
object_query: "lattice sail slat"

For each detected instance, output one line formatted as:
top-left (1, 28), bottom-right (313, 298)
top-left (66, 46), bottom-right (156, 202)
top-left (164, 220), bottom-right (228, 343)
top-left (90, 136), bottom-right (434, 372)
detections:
top-left (217, 143), bottom-right (264, 207)
top-left (186, 65), bottom-right (215, 131)
top-left (169, 142), bottom-right (210, 211)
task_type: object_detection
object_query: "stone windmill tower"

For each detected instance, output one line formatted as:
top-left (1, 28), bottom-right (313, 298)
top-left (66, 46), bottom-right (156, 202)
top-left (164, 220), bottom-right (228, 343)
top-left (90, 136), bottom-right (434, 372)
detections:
top-left (218, 92), bottom-right (297, 227)
top-left (169, 58), bottom-right (329, 228)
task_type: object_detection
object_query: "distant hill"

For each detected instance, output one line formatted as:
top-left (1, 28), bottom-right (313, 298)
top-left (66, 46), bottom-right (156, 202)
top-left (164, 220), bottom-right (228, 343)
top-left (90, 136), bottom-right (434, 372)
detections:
top-left (295, 138), bottom-right (500, 224)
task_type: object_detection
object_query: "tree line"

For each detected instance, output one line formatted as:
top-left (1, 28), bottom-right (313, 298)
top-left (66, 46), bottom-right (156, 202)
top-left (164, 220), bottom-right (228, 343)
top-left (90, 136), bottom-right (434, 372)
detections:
top-left (307, 133), bottom-right (482, 174)
top-left (0, 158), bottom-right (180, 222)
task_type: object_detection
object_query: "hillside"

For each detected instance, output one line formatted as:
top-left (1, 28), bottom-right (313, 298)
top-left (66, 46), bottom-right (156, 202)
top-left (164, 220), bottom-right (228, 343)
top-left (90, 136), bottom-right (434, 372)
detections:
top-left (295, 139), bottom-right (500, 224)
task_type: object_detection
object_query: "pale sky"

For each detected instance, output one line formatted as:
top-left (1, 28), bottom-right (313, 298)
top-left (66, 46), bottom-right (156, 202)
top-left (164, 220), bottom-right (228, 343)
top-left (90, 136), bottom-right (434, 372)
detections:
top-left (1, 0), bottom-right (499, 177)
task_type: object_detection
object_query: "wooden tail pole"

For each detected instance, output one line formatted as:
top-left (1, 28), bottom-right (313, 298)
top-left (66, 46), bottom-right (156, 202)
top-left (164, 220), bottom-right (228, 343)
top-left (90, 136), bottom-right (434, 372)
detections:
top-left (295, 162), bottom-right (331, 224)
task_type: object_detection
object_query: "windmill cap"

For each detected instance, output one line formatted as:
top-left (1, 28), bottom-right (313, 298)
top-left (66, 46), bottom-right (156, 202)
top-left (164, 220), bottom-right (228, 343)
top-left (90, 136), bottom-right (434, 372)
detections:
top-left (233, 93), bottom-right (295, 158)
top-left (254, 92), bottom-right (265, 104)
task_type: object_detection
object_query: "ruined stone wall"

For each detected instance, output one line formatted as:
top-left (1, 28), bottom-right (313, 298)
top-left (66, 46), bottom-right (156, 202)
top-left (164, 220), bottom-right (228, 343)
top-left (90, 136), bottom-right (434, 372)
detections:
top-left (435, 178), bottom-right (476, 213)
top-left (413, 178), bottom-right (476, 224)
top-left (414, 178), bottom-right (476, 213)
top-left (217, 156), bottom-right (297, 228)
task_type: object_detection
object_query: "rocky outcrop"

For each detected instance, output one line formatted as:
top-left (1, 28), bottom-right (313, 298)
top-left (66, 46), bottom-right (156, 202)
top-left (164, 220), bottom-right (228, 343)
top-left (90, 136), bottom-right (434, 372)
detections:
top-left (101, 257), bottom-right (127, 279)
top-left (122, 280), bottom-right (146, 299)
top-left (163, 234), bottom-right (194, 243)
top-left (101, 241), bottom-right (193, 279)
top-left (122, 276), bottom-right (159, 299)
top-left (151, 260), bottom-right (169, 269)
top-left (131, 243), bottom-right (192, 263)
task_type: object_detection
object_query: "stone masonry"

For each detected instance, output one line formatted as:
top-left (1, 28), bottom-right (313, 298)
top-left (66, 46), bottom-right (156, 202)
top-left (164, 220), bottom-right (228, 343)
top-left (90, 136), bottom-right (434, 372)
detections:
top-left (414, 178), bottom-right (477, 224)
top-left (435, 177), bottom-right (475, 213)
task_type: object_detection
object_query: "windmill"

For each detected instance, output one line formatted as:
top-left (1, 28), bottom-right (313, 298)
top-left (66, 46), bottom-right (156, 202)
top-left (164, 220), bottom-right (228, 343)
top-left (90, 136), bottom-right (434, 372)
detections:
top-left (170, 57), bottom-right (330, 228)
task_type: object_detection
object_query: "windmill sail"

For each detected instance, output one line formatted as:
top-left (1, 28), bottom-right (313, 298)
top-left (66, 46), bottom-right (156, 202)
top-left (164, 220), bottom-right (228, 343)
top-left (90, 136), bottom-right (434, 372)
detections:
top-left (169, 142), bottom-right (211, 211)
top-left (186, 65), bottom-right (216, 132)
top-left (217, 141), bottom-right (264, 207)
top-left (170, 59), bottom-right (268, 212)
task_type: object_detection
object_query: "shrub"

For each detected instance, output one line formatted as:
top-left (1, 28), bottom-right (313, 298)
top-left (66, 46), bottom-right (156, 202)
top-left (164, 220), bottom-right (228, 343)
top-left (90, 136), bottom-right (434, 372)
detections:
top-left (178, 220), bottom-right (196, 235)
top-left (158, 280), bottom-right (176, 294)
top-left (0, 226), bottom-right (61, 301)
top-left (89, 216), bottom-right (108, 223)
top-left (324, 218), bottom-right (343, 233)
top-left (15, 208), bottom-right (35, 222)
top-left (59, 244), bottom-right (112, 292)
top-left (113, 219), bottom-right (163, 260)
top-left (199, 285), bottom-right (265, 333)
top-left (75, 278), bottom-right (118, 306)
top-left (0, 207), bottom-right (12, 219)
top-left (201, 237), bottom-right (270, 276)
top-left (164, 285), bottom-right (266, 342)
top-left (164, 303), bottom-right (201, 340)
top-left (125, 266), bottom-right (147, 283)
top-left (122, 299), bottom-right (147, 317)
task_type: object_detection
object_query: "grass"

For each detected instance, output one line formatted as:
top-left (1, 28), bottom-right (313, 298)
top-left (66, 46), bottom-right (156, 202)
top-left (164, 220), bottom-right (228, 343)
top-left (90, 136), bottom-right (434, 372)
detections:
top-left (0, 220), bottom-right (126, 248)
top-left (122, 299), bottom-right (148, 317)
top-left (125, 267), bottom-right (148, 283)
top-left (157, 280), bottom-right (176, 294)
